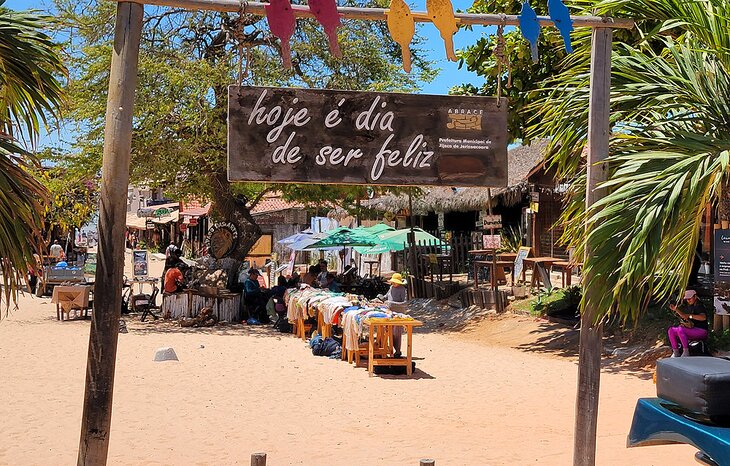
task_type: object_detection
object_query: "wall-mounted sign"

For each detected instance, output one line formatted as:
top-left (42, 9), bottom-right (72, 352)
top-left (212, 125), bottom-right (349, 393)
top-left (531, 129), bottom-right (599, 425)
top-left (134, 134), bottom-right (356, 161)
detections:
top-left (228, 86), bottom-right (508, 187)
top-left (714, 230), bottom-right (730, 315)
top-left (482, 215), bottom-right (502, 230)
top-left (132, 250), bottom-right (149, 277)
top-left (84, 252), bottom-right (97, 275)
top-left (206, 222), bottom-right (239, 259)
top-left (153, 208), bottom-right (171, 218)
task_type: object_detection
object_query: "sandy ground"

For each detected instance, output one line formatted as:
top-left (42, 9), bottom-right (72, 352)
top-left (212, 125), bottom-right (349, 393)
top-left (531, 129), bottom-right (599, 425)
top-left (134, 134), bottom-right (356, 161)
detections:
top-left (0, 253), bottom-right (696, 465)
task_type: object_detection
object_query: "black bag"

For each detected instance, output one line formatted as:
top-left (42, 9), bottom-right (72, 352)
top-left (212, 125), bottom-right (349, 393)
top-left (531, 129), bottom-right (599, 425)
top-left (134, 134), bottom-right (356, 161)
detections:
top-left (276, 319), bottom-right (292, 333)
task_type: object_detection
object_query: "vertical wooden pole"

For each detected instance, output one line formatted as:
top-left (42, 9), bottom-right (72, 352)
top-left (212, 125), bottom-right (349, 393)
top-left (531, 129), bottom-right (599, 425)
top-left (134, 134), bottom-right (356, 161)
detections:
top-left (251, 452), bottom-right (267, 466)
top-left (574, 27), bottom-right (612, 466)
top-left (77, 2), bottom-right (143, 465)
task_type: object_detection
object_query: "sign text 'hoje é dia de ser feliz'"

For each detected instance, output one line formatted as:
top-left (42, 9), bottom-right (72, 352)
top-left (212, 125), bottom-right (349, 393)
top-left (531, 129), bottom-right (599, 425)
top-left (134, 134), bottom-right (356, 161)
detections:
top-left (227, 86), bottom-right (508, 187)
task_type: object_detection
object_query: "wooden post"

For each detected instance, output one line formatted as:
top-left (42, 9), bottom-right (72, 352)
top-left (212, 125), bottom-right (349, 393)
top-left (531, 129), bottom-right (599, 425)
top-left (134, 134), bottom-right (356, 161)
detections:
top-left (251, 452), bottom-right (267, 466)
top-left (77, 2), bottom-right (143, 465)
top-left (419, 459), bottom-right (435, 466)
top-left (574, 27), bottom-right (612, 466)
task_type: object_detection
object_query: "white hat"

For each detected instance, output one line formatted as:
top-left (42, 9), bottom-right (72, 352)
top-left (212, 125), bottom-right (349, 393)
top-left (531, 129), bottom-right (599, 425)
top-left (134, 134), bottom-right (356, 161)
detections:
top-left (684, 289), bottom-right (697, 300)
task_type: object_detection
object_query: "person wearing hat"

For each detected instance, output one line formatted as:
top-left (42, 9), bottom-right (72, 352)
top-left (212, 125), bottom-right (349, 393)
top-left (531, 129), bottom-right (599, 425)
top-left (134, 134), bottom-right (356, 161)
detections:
top-left (668, 289), bottom-right (708, 357)
top-left (380, 273), bottom-right (408, 357)
top-left (244, 268), bottom-right (269, 322)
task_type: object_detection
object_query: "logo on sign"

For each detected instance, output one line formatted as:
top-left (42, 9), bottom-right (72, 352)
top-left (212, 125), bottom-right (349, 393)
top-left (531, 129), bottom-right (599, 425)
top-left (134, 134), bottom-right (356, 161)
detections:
top-left (446, 108), bottom-right (484, 130)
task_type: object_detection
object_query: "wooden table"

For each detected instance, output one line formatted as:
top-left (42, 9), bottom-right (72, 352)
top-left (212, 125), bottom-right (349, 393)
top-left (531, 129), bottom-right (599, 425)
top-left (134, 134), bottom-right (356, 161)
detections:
top-left (52, 285), bottom-right (92, 321)
top-left (362, 317), bottom-right (423, 376)
top-left (363, 260), bottom-right (379, 277)
top-left (473, 260), bottom-right (512, 288)
top-left (551, 261), bottom-right (583, 287)
top-left (522, 257), bottom-right (562, 287)
top-left (468, 249), bottom-right (497, 257)
top-left (497, 252), bottom-right (518, 263)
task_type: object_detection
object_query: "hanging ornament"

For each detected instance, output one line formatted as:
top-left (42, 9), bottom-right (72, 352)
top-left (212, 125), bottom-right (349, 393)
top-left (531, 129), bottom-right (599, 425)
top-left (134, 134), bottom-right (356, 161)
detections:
top-left (548, 0), bottom-right (573, 53)
top-left (518, 0), bottom-right (540, 63)
top-left (265, 0), bottom-right (296, 69)
top-left (386, 0), bottom-right (415, 73)
top-left (308, 0), bottom-right (342, 58)
top-left (493, 23), bottom-right (512, 101)
top-left (426, 0), bottom-right (458, 62)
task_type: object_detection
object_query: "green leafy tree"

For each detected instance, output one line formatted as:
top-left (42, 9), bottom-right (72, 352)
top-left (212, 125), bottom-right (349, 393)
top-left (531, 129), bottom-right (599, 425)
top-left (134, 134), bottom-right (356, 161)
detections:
top-left (0, 1), bottom-right (65, 311)
top-left (54, 0), bottom-right (434, 260)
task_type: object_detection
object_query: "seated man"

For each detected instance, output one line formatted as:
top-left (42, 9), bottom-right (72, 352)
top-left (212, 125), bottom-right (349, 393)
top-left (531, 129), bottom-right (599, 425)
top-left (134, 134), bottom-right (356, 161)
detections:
top-left (244, 269), bottom-right (269, 322)
top-left (164, 264), bottom-right (186, 293)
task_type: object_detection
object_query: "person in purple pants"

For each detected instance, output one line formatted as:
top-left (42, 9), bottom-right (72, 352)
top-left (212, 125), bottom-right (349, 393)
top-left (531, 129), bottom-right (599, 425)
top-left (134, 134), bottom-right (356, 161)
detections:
top-left (668, 289), bottom-right (709, 357)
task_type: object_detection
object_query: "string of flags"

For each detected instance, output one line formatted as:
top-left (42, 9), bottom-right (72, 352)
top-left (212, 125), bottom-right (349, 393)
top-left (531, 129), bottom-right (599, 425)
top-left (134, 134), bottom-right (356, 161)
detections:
top-left (264, 0), bottom-right (574, 72)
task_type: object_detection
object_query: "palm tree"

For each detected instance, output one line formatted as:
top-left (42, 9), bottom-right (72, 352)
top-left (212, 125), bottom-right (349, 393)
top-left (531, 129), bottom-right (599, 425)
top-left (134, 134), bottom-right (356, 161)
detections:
top-left (526, 0), bottom-right (730, 323)
top-left (0, 1), bottom-right (65, 313)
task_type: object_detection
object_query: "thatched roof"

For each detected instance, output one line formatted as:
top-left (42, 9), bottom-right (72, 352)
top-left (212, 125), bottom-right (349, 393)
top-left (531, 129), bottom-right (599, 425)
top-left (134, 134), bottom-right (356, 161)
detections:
top-left (365, 140), bottom-right (548, 214)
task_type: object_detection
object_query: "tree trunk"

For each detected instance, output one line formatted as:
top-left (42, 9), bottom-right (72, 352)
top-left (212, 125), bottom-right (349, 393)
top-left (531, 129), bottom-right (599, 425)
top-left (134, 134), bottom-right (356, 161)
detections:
top-left (77, 3), bottom-right (143, 465)
top-left (209, 171), bottom-right (262, 262)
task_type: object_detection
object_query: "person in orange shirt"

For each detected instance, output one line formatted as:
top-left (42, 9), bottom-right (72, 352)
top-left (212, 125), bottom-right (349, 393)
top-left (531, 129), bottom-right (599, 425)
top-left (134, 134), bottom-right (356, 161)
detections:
top-left (164, 266), bottom-right (185, 293)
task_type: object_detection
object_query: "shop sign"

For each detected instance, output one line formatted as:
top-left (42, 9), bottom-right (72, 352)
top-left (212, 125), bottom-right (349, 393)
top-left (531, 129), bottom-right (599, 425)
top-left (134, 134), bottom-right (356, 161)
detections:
top-left (132, 250), bottom-right (149, 278)
top-left (206, 222), bottom-right (239, 259)
top-left (153, 207), bottom-right (171, 218)
top-left (228, 86), bottom-right (508, 187)
top-left (188, 217), bottom-right (198, 226)
top-left (482, 215), bottom-right (502, 230)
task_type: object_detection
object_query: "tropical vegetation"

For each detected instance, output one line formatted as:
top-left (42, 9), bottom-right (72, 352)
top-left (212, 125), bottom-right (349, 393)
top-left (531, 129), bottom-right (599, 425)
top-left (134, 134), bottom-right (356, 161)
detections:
top-left (0, 1), bottom-right (65, 311)
top-left (52, 0), bottom-right (434, 261)
top-left (459, 0), bottom-right (730, 324)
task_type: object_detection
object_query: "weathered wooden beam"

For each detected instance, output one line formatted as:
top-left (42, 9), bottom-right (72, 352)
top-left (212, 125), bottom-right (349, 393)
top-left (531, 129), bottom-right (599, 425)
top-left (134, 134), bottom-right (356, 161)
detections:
top-left (77, 2), bottom-right (144, 465)
top-left (573, 26), bottom-right (612, 466)
top-left (118, 0), bottom-right (635, 29)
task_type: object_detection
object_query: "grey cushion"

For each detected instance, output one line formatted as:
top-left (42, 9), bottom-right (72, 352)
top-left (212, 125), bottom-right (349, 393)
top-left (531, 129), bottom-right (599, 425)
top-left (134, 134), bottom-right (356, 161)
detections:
top-left (656, 357), bottom-right (730, 420)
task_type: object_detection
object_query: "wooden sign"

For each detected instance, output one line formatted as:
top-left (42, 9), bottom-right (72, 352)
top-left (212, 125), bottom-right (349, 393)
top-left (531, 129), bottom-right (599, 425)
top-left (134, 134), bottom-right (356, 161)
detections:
top-left (206, 222), bottom-right (238, 259)
top-left (482, 234), bottom-right (501, 249)
top-left (482, 214), bottom-right (502, 230)
top-left (513, 246), bottom-right (531, 280)
top-left (132, 250), bottom-right (148, 278)
top-left (228, 86), bottom-right (508, 187)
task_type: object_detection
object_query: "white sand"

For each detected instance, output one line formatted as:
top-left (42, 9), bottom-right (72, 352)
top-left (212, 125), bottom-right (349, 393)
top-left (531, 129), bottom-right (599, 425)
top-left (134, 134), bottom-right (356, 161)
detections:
top-left (0, 255), bottom-right (695, 465)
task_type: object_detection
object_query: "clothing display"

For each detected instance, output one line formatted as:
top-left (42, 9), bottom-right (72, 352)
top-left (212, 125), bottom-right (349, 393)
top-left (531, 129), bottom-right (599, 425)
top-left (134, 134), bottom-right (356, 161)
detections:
top-left (283, 285), bottom-right (414, 352)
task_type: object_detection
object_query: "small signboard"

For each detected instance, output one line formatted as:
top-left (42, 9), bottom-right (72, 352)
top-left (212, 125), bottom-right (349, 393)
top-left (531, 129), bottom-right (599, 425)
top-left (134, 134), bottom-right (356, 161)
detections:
top-left (207, 222), bottom-right (239, 259)
top-left (513, 246), bottom-right (531, 281)
top-left (84, 252), bottom-right (97, 275)
top-left (132, 250), bottom-right (149, 278)
top-left (536, 263), bottom-right (553, 291)
top-left (482, 215), bottom-right (502, 230)
top-left (228, 86), bottom-right (508, 187)
top-left (482, 235), bottom-right (502, 249)
top-left (530, 192), bottom-right (540, 202)
top-left (714, 230), bottom-right (730, 315)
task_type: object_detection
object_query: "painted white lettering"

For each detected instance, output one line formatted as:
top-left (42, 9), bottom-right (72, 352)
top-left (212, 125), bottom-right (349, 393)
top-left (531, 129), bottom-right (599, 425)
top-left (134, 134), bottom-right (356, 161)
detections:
top-left (370, 134), bottom-right (395, 181)
top-left (271, 132), bottom-right (300, 164)
top-left (316, 146), bottom-right (331, 165)
top-left (325, 109), bottom-right (342, 128)
top-left (344, 149), bottom-right (362, 166)
top-left (355, 96), bottom-right (381, 130)
top-left (248, 89), bottom-right (269, 125)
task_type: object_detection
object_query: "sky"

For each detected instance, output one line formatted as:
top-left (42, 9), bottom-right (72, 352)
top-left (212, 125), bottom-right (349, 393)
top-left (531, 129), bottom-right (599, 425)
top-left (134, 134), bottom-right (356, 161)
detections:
top-left (6, 0), bottom-right (490, 148)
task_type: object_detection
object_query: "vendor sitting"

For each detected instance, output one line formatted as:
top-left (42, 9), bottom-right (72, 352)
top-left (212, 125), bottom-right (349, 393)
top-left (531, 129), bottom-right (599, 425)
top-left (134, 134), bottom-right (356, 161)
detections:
top-left (164, 263), bottom-right (186, 293)
top-left (668, 289), bottom-right (708, 357)
top-left (379, 273), bottom-right (408, 357)
top-left (244, 269), bottom-right (269, 322)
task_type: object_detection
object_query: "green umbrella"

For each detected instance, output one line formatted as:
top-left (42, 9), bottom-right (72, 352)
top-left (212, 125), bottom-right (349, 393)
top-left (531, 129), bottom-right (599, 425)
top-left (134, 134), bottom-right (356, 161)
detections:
top-left (360, 228), bottom-right (446, 254)
top-left (304, 228), bottom-right (379, 250)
